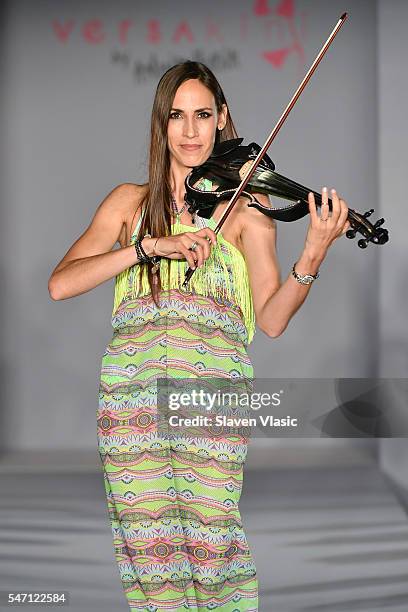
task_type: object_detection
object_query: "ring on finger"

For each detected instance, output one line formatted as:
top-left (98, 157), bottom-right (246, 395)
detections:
top-left (321, 201), bottom-right (329, 221)
top-left (189, 241), bottom-right (198, 251)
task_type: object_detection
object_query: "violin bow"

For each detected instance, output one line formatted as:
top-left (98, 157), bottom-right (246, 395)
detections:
top-left (182, 11), bottom-right (349, 289)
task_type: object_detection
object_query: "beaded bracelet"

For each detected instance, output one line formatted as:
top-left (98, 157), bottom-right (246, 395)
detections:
top-left (134, 237), bottom-right (150, 264)
top-left (134, 234), bottom-right (161, 275)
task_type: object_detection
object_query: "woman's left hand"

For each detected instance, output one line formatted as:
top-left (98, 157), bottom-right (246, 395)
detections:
top-left (305, 187), bottom-right (351, 260)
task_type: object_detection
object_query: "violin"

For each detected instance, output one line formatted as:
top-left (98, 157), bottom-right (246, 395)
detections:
top-left (181, 12), bottom-right (389, 289)
top-left (184, 136), bottom-right (389, 248)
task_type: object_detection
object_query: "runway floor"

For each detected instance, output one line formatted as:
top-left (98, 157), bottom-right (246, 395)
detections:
top-left (1, 458), bottom-right (408, 611)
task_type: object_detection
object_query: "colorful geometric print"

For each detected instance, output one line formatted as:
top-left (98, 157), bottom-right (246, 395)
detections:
top-left (112, 215), bottom-right (257, 346)
top-left (97, 216), bottom-right (258, 611)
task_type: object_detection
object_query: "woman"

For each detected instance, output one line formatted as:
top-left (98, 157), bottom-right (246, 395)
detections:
top-left (48, 61), bottom-right (350, 611)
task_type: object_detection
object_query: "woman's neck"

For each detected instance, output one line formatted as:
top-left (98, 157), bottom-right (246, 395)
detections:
top-left (169, 160), bottom-right (192, 205)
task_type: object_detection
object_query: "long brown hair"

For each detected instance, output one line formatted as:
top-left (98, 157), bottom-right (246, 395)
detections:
top-left (136, 60), bottom-right (239, 305)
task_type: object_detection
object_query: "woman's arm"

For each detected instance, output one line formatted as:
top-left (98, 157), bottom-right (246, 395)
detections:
top-left (48, 182), bottom-right (218, 301)
top-left (240, 189), bottom-right (350, 338)
top-left (48, 183), bottom-right (145, 301)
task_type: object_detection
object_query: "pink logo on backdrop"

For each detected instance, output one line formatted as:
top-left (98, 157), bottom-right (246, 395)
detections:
top-left (253, 0), bottom-right (305, 68)
top-left (52, 0), bottom-right (306, 82)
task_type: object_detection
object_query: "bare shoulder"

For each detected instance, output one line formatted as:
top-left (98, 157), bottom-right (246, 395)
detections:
top-left (236, 192), bottom-right (277, 250)
top-left (92, 182), bottom-right (145, 248)
top-left (48, 182), bottom-right (147, 279)
top-left (91, 182), bottom-right (143, 226)
top-left (110, 182), bottom-right (147, 219)
top-left (115, 182), bottom-right (149, 247)
top-left (116, 182), bottom-right (147, 205)
top-left (213, 192), bottom-right (276, 254)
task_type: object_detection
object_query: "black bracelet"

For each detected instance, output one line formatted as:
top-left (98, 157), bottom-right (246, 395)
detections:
top-left (134, 239), bottom-right (153, 264)
top-left (134, 236), bottom-right (161, 266)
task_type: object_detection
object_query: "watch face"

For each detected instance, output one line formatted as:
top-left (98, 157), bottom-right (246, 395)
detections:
top-left (292, 266), bottom-right (318, 284)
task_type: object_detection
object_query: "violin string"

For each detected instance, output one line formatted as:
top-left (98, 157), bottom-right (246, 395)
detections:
top-left (257, 170), bottom-right (324, 206)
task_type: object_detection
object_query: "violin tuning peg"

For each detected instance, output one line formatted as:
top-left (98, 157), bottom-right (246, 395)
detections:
top-left (373, 229), bottom-right (389, 245)
top-left (363, 209), bottom-right (375, 218)
top-left (358, 238), bottom-right (369, 249)
top-left (346, 228), bottom-right (357, 239)
top-left (374, 218), bottom-right (385, 228)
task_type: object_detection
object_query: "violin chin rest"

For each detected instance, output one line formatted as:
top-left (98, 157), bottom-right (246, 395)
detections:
top-left (209, 138), bottom-right (244, 158)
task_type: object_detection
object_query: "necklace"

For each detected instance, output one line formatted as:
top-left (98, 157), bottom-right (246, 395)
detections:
top-left (171, 193), bottom-right (194, 223)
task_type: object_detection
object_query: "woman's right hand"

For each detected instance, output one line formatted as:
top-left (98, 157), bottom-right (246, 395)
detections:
top-left (151, 228), bottom-right (217, 269)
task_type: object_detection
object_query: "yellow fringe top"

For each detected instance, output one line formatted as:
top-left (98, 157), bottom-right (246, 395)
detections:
top-left (112, 189), bottom-right (256, 345)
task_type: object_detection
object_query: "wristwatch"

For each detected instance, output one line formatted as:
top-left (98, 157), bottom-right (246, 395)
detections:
top-left (291, 262), bottom-right (320, 285)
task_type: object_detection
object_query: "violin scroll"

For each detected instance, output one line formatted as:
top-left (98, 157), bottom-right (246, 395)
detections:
top-left (345, 208), bottom-right (389, 249)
